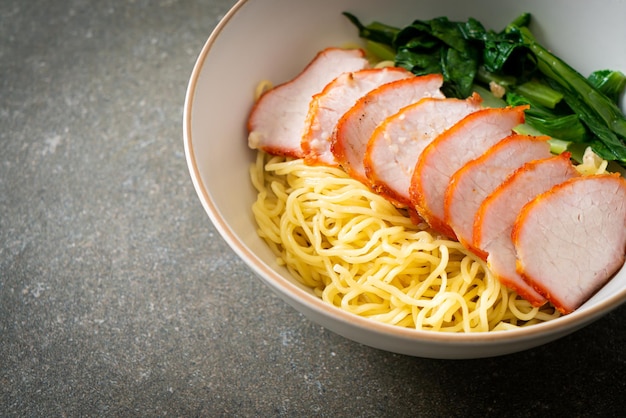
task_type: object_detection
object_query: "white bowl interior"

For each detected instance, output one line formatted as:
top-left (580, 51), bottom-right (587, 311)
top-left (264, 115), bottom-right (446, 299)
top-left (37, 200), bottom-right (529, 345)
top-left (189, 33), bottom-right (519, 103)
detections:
top-left (184, 0), bottom-right (626, 358)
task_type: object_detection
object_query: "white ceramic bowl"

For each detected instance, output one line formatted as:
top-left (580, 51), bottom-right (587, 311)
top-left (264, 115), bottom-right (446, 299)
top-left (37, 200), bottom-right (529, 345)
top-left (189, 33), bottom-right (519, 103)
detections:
top-left (184, 0), bottom-right (626, 359)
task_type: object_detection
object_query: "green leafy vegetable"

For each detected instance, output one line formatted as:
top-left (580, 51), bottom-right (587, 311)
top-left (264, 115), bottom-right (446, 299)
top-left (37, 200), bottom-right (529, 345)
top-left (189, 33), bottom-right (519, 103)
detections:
top-left (589, 70), bottom-right (626, 103)
top-left (394, 16), bottom-right (480, 97)
top-left (515, 26), bottom-right (626, 162)
top-left (514, 80), bottom-right (563, 109)
top-left (343, 11), bottom-right (626, 168)
top-left (505, 91), bottom-right (588, 143)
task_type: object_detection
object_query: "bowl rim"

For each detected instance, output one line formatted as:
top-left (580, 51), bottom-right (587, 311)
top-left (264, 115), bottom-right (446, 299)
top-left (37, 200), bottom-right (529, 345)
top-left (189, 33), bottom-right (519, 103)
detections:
top-left (183, 0), bottom-right (626, 346)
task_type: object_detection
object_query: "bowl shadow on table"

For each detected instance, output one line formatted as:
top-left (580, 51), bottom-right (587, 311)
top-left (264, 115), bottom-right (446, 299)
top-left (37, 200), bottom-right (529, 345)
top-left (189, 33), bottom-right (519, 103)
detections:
top-left (363, 302), bottom-right (626, 416)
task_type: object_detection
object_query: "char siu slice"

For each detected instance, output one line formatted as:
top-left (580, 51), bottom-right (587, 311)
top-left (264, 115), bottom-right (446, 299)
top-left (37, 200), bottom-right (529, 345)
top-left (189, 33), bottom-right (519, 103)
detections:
top-left (247, 47), bottom-right (369, 157)
top-left (444, 134), bottom-right (552, 254)
top-left (410, 106), bottom-right (527, 238)
top-left (332, 74), bottom-right (444, 184)
top-left (472, 153), bottom-right (579, 306)
top-left (364, 94), bottom-right (482, 207)
top-left (302, 67), bottom-right (413, 166)
top-left (512, 173), bottom-right (626, 314)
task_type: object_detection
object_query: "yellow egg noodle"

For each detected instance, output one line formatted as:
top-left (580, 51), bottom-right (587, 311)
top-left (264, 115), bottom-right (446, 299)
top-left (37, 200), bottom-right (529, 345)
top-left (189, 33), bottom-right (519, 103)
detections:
top-left (250, 151), bottom-right (563, 332)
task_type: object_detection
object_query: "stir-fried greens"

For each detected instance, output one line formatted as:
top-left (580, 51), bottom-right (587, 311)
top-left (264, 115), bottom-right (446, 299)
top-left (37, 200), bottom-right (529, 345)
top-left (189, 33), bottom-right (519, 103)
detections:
top-left (343, 12), bottom-right (626, 168)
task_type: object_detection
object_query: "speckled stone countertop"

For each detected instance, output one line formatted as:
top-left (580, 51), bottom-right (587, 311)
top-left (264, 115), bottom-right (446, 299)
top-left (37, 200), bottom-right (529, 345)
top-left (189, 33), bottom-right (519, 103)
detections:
top-left (1, 0), bottom-right (625, 416)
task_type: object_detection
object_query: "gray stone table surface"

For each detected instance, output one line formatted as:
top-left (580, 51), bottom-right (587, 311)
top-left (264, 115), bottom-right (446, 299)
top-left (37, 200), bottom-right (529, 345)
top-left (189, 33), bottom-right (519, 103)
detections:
top-left (1, 0), bottom-right (625, 416)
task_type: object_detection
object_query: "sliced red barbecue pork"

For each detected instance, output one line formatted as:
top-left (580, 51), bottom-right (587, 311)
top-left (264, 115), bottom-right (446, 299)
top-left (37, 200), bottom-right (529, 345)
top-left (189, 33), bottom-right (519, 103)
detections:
top-left (410, 106), bottom-right (527, 238)
top-left (302, 67), bottom-right (413, 166)
top-left (444, 134), bottom-right (552, 254)
top-left (247, 47), bottom-right (369, 157)
top-left (332, 74), bottom-right (445, 184)
top-left (472, 153), bottom-right (579, 306)
top-left (364, 94), bottom-right (483, 207)
top-left (512, 173), bottom-right (626, 314)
